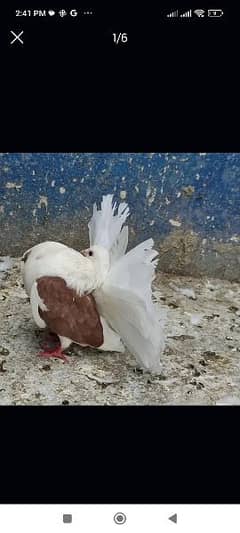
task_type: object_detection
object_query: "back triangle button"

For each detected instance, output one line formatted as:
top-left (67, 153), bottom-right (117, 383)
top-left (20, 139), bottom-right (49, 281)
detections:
top-left (169, 513), bottom-right (177, 524)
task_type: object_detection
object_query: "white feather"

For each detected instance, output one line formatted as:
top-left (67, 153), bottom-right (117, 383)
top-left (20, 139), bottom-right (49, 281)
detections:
top-left (94, 239), bottom-right (166, 372)
top-left (98, 317), bottom-right (125, 352)
top-left (88, 194), bottom-right (130, 252)
top-left (30, 281), bottom-right (47, 329)
top-left (59, 336), bottom-right (72, 350)
top-left (109, 225), bottom-right (129, 265)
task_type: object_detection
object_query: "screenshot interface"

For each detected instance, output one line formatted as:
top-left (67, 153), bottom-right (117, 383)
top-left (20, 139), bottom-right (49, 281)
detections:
top-left (0, 5), bottom-right (240, 530)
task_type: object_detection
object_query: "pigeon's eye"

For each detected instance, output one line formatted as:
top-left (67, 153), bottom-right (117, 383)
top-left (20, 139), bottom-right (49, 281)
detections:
top-left (89, 250), bottom-right (93, 257)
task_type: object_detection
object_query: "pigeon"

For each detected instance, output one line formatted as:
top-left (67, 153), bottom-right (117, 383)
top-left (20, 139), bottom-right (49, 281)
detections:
top-left (21, 241), bottom-right (125, 361)
top-left (21, 195), bottom-right (166, 371)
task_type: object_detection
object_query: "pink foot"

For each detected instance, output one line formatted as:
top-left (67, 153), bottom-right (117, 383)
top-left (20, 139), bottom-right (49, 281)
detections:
top-left (38, 346), bottom-right (69, 363)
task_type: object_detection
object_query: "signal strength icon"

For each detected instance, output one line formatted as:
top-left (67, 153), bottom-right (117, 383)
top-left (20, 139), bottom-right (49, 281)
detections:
top-left (167, 10), bottom-right (178, 18)
top-left (194, 9), bottom-right (205, 17)
top-left (180, 9), bottom-right (192, 17)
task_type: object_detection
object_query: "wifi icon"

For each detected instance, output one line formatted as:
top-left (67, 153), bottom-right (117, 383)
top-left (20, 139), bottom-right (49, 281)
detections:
top-left (194, 9), bottom-right (205, 17)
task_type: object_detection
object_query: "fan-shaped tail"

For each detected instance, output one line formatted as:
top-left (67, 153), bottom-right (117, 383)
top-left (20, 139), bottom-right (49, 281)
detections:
top-left (94, 239), bottom-right (166, 372)
top-left (88, 194), bottom-right (130, 257)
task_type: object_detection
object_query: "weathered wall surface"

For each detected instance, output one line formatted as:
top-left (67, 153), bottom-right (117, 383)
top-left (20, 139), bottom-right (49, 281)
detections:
top-left (0, 153), bottom-right (239, 280)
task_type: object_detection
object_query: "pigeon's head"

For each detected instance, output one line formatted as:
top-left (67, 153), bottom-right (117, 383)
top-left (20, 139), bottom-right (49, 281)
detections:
top-left (81, 245), bottom-right (110, 285)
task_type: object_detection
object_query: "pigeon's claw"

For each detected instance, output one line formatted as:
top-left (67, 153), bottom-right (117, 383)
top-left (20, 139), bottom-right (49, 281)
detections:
top-left (38, 346), bottom-right (69, 363)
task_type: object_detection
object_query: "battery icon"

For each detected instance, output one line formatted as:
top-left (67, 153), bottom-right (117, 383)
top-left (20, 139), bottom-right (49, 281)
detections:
top-left (208, 9), bottom-right (224, 17)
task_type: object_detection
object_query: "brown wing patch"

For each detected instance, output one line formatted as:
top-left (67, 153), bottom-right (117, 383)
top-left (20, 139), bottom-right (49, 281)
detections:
top-left (37, 276), bottom-right (103, 347)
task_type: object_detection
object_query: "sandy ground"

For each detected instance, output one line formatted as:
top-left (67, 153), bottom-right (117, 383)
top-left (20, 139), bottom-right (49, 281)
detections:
top-left (0, 258), bottom-right (240, 405)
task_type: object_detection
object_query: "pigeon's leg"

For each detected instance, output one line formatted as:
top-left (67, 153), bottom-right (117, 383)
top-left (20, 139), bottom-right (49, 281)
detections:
top-left (40, 330), bottom-right (60, 350)
top-left (38, 336), bottom-right (71, 363)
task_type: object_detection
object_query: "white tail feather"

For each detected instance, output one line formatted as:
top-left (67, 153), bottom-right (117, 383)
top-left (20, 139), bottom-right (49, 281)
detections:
top-left (110, 225), bottom-right (129, 264)
top-left (94, 239), bottom-right (166, 372)
top-left (98, 317), bottom-right (125, 352)
top-left (88, 195), bottom-right (166, 371)
top-left (88, 194), bottom-right (130, 252)
top-left (106, 239), bottom-right (159, 312)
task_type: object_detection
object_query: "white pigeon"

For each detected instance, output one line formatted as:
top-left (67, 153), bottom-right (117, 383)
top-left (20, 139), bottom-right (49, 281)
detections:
top-left (21, 195), bottom-right (166, 371)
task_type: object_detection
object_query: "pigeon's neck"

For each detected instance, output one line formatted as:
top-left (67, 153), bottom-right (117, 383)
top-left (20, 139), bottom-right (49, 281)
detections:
top-left (64, 254), bottom-right (109, 295)
top-left (60, 255), bottom-right (99, 295)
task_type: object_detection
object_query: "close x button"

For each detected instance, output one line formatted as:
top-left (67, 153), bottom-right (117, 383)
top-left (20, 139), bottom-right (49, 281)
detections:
top-left (10, 30), bottom-right (24, 45)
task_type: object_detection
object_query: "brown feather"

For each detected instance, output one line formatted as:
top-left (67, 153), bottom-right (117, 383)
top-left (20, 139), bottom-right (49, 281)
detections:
top-left (37, 276), bottom-right (103, 347)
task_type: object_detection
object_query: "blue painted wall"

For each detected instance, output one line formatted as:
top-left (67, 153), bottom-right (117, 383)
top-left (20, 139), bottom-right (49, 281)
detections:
top-left (0, 153), bottom-right (239, 280)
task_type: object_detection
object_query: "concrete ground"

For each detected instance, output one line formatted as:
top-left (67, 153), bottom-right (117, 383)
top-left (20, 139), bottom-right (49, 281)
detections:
top-left (0, 257), bottom-right (240, 405)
